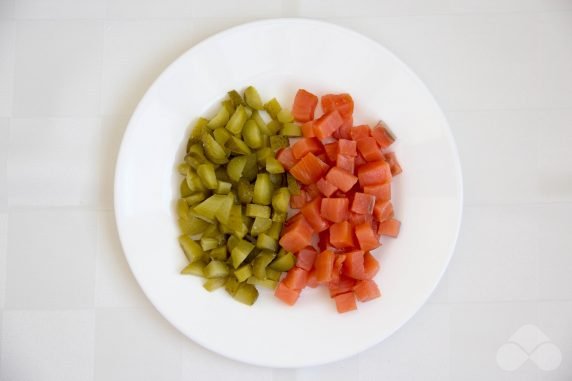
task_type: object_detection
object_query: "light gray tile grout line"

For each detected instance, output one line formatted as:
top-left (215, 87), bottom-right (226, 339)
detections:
top-left (444, 105), bottom-right (572, 114)
top-left (7, 18), bottom-right (16, 119)
top-left (428, 298), bottom-right (572, 306)
top-left (5, 8), bottom-right (572, 22)
top-left (463, 201), bottom-right (572, 208)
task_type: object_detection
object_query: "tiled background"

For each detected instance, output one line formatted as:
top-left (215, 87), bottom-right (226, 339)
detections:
top-left (0, 0), bottom-right (571, 380)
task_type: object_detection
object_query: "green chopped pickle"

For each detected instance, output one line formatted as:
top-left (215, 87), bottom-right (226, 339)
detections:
top-left (213, 127), bottom-right (231, 146)
top-left (237, 179), bottom-right (253, 204)
top-left (251, 110), bottom-right (267, 130)
top-left (200, 237), bottom-right (219, 252)
top-left (266, 157), bottom-right (284, 174)
top-left (287, 173), bottom-right (301, 195)
top-left (266, 120), bottom-right (282, 135)
top-left (184, 192), bottom-right (206, 206)
top-left (215, 181), bottom-right (232, 195)
top-left (176, 198), bottom-right (189, 220)
top-left (270, 135), bottom-right (289, 150)
top-left (222, 99), bottom-right (235, 115)
top-left (177, 162), bottom-right (190, 175)
top-left (272, 211), bottom-right (287, 223)
top-left (244, 86), bottom-right (263, 110)
top-left (256, 233), bottom-right (278, 251)
top-left (251, 217), bottom-right (272, 236)
top-left (197, 163), bottom-right (218, 190)
top-left (234, 264), bottom-right (253, 282)
top-left (176, 87), bottom-right (297, 305)
top-left (269, 251), bottom-right (296, 272)
top-left (265, 268), bottom-right (282, 281)
top-left (202, 134), bottom-right (228, 164)
top-left (228, 90), bottom-right (245, 106)
top-left (203, 278), bottom-right (226, 292)
top-left (227, 136), bottom-right (252, 155)
top-left (231, 239), bottom-right (255, 269)
top-left (281, 123), bottom-right (302, 137)
top-left (187, 118), bottom-right (209, 149)
top-left (245, 204), bottom-right (271, 218)
top-left (253, 173), bottom-right (272, 205)
top-left (204, 260), bottom-right (230, 278)
top-left (178, 235), bottom-right (203, 263)
top-left (247, 276), bottom-right (278, 289)
top-left (181, 262), bottom-right (205, 277)
top-left (266, 222), bottom-right (283, 240)
top-left (207, 106), bottom-right (230, 129)
top-left (209, 246), bottom-right (228, 261)
top-left (242, 120), bottom-right (263, 149)
top-left (264, 98), bottom-right (282, 119)
top-left (252, 251), bottom-right (275, 279)
top-left (226, 105), bottom-right (248, 135)
top-left (225, 277), bottom-right (240, 296)
top-left (233, 283), bottom-right (259, 305)
top-left (272, 188), bottom-right (290, 213)
top-left (277, 108), bottom-right (294, 123)
top-left (256, 147), bottom-right (274, 166)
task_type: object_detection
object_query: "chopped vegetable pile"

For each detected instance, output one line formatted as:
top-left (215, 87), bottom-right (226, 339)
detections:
top-left (176, 86), bottom-right (402, 313)
top-left (275, 90), bottom-right (402, 313)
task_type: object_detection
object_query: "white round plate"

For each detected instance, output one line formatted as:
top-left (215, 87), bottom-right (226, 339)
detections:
top-left (115, 19), bottom-right (462, 368)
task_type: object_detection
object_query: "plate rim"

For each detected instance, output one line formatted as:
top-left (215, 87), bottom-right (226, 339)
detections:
top-left (114, 17), bottom-right (464, 368)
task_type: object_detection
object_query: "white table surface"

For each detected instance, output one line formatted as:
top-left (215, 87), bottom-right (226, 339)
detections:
top-left (1, 1), bottom-right (571, 380)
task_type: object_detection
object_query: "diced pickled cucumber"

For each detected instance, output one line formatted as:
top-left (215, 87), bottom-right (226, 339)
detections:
top-left (265, 268), bottom-right (282, 281)
top-left (281, 123), bottom-right (302, 137)
top-left (187, 118), bottom-right (209, 150)
top-left (247, 276), bottom-right (278, 290)
top-left (266, 157), bottom-right (285, 174)
top-left (252, 251), bottom-right (275, 279)
top-left (233, 283), bottom-right (259, 305)
top-left (256, 147), bottom-right (274, 167)
top-left (231, 239), bottom-right (255, 269)
top-left (253, 173), bottom-right (272, 205)
top-left (251, 217), bottom-right (272, 236)
top-left (226, 105), bottom-right (248, 135)
top-left (242, 120), bottom-right (263, 149)
top-left (197, 163), bottom-right (218, 190)
top-left (244, 86), bottom-right (263, 110)
top-left (204, 260), bottom-right (230, 278)
top-left (256, 233), bottom-right (278, 251)
top-left (184, 192), bottom-right (207, 206)
top-left (203, 278), bottom-right (227, 291)
top-left (181, 262), bottom-right (205, 277)
top-left (272, 187), bottom-right (290, 213)
top-left (264, 98), bottom-right (282, 120)
top-left (178, 235), bottom-right (203, 263)
top-left (207, 106), bottom-right (230, 129)
top-left (228, 90), bottom-right (245, 106)
top-left (209, 246), bottom-right (228, 261)
top-left (287, 174), bottom-right (301, 195)
top-left (237, 179), bottom-right (253, 204)
top-left (277, 108), bottom-right (294, 123)
top-left (270, 135), bottom-right (289, 150)
top-left (225, 276), bottom-right (240, 296)
top-left (202, 134), bottom-right (228, 164)
top-left (227, 136), bottom-right (252, 155)
top-left (269, 251), bottom-right (296, 272)
top-left (176, 198), bottom-right (189, 220)
top-left (266, 222), bottom-right (283, 241)
top-left (213, 127), bottom-right (232, 146)
top-left (245, 204), bottom-right (271, 219)
top-left (234, 264), bottom-right (253, 282)
top-left (200, 237), bottom-right (219, 251)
